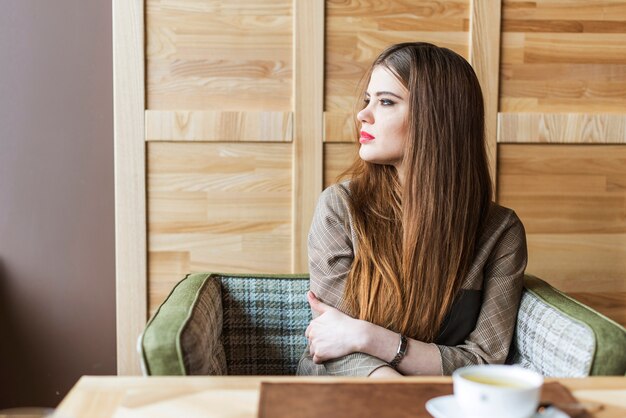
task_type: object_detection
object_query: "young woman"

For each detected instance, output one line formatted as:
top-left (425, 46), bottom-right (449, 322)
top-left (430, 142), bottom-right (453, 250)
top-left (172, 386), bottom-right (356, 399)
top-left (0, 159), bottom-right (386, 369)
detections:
top-left (297, 42), bottom-right (527, 377)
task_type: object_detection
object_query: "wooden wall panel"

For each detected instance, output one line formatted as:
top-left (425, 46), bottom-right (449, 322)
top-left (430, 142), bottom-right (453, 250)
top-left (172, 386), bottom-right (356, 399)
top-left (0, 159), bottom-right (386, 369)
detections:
top-left (147, 142), bottom-right (292, 313)
top-left (146, 0), bottom-right (292, 110)
top-left (117, 0), bottom-right (626, 372)
top-left (498, 144), bottom-right (626, 324)
top-left (500, 0), bottom-right (626, 112)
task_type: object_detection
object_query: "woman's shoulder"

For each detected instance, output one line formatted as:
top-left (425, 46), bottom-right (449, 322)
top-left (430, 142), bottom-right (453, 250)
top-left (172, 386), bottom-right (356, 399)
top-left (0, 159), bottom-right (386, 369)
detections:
top-left (310, 181), bottom-right (356, 244)
top-left (479, 202), bottom-right (526, 246)
top-left (486, 202), bottom-right (523, 228)
top-left (322, 180), bottom-right (352, 197)
top-left (316, 180), bottom-right (352, 211)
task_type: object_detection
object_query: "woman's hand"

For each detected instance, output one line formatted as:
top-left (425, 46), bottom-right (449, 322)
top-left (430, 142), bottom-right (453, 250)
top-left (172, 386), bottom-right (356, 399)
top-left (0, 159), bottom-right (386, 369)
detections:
top-left (305, 291), bottom-right (367, 364)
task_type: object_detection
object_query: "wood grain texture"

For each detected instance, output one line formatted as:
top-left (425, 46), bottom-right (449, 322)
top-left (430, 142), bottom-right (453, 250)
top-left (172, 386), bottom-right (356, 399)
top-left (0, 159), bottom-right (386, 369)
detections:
top-left (498, 144), bottom-right (626, 322)
top-left (323, 112), bottom-right (356, 143)
top-left (568, 292), bottom-right (626, 328)
top-left (325, 0), bottom-right (470, 111)
top-left (113, 0), bottom-right (146, 376)
top-left (293, 0), bottom-right (324, 272)
top-left (146, 0), bottom-right (292, 110)
top-left (56, 376), bottom-right (626, 418)
top-left (499, 113), bottom-right (626, 143)
top-left (147, 142), bottom-right (292, 314)
top-left (469, 0), bottom-right (501, 197)
top-left (500, 1), bottom-right (626, 112)
top-left (324, 143), bottom-right (358, 188)
top-left (145, 110), bottom-right (293, 142)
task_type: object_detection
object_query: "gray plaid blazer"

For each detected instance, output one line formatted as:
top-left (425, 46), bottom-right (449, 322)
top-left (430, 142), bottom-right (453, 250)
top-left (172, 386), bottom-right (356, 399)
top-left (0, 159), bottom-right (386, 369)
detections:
top-left (297, 181), bottom-right (528, 376)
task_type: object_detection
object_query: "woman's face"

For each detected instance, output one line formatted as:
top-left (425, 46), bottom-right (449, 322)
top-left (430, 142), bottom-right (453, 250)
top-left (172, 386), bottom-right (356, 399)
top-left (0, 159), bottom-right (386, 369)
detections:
top-left (357, 65), bottom-right (410, 174)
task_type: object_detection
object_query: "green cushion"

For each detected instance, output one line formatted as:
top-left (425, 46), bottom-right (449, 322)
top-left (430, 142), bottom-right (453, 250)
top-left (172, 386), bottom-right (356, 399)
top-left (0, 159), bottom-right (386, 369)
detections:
top-left (524, 274), bottom-right (626, 376)
top-left (141, 272), bottom-right (226, 375)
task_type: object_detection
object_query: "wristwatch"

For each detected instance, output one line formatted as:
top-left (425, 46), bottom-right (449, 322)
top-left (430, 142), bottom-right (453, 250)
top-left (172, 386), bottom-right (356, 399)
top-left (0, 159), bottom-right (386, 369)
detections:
top-left (389, 333), bottom-right (408, 368)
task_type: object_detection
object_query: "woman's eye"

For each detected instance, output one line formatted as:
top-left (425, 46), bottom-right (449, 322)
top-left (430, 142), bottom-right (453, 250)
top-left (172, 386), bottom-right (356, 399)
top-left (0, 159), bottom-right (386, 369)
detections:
top-left (363, 98), bottom-right (370, 105)
top-left (380, 99), bottom-right (395, 106)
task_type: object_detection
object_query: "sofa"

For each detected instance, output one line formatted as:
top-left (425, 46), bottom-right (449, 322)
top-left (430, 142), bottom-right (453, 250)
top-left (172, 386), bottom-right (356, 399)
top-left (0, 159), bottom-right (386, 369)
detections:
top-left (140, 273), bottom-right (626, 377)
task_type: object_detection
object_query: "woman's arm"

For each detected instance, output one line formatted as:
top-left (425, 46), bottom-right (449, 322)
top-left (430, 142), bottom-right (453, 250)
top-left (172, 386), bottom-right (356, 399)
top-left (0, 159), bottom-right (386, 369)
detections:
top-left (299, 184), bottom-right (392, 377)
top-left (358, 320), bottom-right (443, 375)
top-left (306, 291), bottom-right (441, 375)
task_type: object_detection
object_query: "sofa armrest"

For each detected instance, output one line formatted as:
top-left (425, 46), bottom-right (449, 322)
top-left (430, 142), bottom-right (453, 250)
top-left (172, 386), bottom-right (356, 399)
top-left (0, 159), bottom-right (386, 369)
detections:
top-left (513, 274), bottom-right (626, 376)
top-left (140, 273), bottom-right (227, 375)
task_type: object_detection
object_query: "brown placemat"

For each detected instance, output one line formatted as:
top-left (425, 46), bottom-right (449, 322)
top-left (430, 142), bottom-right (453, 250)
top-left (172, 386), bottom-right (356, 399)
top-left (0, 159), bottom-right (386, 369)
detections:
top-left (258, 381), bottom-right (586, 418)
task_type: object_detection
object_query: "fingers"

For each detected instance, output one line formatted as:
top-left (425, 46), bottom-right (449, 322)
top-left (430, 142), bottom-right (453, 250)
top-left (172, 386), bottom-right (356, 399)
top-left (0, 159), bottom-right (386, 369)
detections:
top-left (307, 326), bottom-right (321, 363)
top-left (306, 291), bottom-right (318, 311)
top-left (307, 290), bottom-right (330, 314)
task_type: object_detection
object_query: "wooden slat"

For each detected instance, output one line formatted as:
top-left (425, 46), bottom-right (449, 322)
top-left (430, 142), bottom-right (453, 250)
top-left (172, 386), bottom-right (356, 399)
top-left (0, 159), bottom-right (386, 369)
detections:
top-left (292, 0), bottom-right (324, 272)
top-left (524, 33), bottom-right (626, 65)
top-left (113, 0), bottom-right (146, 376)
top-left (502, 1), bottom-right (626, 21)
top-left (469, 0), bottom-right (501, 197)
top-left (323, 112), bottom-right (355, 143)
top-left (145, 110), bottom-right (293, 142)
top-left (498, 113), bottom-right (626, 143)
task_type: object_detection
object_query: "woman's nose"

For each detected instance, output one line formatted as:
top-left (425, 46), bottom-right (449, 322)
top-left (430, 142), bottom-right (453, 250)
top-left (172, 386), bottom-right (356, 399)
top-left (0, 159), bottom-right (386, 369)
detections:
top-left (357, 107), bottom-right (373, 124)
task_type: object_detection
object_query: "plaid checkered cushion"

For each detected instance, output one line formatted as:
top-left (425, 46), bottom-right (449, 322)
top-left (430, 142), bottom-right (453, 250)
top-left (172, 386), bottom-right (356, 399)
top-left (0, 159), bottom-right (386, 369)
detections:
top-left (512, 289), bottom-right (595, 376)
top-left (219, 274), bottom-right (311, 375)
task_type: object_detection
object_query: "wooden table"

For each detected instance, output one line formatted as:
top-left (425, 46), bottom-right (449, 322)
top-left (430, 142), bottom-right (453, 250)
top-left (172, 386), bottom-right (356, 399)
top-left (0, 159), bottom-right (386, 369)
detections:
top-left (55, 376), bottom-right (626, 418)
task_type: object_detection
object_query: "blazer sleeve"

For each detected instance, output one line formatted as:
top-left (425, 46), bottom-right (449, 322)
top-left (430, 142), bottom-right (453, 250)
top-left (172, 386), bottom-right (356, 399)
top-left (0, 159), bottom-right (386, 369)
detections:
top-left (301, 184), bottom-right (389, 377)
top-left (436, 211), bottom-right (528, 375)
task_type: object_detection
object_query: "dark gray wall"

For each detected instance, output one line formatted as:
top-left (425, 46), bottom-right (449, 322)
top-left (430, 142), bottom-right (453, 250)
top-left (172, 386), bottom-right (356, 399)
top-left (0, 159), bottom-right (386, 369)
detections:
top-left (0, 0), bottom-right (116, 408)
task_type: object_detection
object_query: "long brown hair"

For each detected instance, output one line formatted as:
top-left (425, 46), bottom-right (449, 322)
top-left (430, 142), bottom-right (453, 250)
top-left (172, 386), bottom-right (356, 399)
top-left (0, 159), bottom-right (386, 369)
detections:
top-left (342, 42), bottom-right (492, 342)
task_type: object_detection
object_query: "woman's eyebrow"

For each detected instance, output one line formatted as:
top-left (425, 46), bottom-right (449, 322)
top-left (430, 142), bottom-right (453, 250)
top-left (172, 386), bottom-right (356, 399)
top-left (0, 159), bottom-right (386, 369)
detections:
top-left (365, 91), bottom-right (404, 100)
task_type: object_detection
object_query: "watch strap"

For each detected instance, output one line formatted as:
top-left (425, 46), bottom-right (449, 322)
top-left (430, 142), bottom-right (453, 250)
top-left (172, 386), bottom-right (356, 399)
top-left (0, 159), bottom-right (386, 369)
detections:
top-left (389, 333), bottom-right (408, 368)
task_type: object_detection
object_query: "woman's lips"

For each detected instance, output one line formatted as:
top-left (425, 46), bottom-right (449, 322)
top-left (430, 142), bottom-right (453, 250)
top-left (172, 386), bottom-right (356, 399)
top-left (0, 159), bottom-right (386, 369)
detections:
top-left (360, 131), bottom-right (374, 143)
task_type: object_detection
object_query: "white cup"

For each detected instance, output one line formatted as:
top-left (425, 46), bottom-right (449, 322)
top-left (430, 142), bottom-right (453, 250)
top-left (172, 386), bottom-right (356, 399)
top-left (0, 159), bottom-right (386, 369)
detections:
top-left (452, 365), bottom-right (543, 418)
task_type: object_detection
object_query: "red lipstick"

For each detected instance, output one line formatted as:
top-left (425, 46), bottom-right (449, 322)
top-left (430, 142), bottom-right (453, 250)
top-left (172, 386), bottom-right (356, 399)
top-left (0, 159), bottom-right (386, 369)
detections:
top-left (360, 131), bottom-right (374, 143)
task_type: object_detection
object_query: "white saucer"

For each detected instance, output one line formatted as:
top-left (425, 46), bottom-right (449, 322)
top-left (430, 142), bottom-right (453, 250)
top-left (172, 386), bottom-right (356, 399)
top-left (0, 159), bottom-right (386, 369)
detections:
top-left (424, 395), bottom-right (469, 418)
top-left (425, 395), bottom-right (570, 418)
